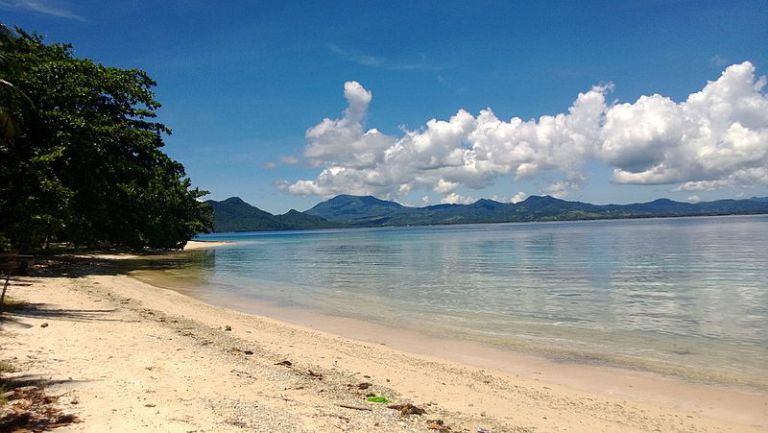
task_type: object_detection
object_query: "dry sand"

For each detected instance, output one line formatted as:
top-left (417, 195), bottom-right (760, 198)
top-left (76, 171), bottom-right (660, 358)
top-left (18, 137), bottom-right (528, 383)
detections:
top-left (1, 253), bottom-right (766, 433)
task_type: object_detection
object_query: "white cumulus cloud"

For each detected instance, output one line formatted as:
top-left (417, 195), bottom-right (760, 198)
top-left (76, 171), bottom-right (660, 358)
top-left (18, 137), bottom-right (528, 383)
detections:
top-left (601, 62), bottom-right (768, 189)
top-left (302, 81), bottom-right (394, 170)
top-left (285, 62), bottom-right (768, 200)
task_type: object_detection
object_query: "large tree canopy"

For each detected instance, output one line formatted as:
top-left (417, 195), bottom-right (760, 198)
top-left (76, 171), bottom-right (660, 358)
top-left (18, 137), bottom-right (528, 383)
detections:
top-left (0, 26), bottom-right (211, 251)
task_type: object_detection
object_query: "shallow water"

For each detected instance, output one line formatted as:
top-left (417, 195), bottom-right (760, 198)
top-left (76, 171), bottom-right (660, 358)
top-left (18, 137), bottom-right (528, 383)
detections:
top-left (134, 215), bottom-right (768, 389)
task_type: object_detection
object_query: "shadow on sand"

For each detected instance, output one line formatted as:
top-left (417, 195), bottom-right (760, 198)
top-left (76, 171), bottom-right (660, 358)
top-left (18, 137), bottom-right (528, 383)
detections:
top-left (0, 252), bottom-right (204, 430)
top-left (30, 249), bottom-right (217, 279)
top-left (1, 251), bottom-right (215, 327)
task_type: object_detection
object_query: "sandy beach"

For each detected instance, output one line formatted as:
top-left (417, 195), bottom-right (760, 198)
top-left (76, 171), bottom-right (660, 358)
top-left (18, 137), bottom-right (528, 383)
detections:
top-left (1, 249), bottom-right (766, 432)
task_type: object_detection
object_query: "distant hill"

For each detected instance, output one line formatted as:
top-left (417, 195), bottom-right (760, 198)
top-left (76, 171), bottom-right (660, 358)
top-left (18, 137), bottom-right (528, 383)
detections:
top-left (204, 197), bottom-right (337, 232)
top-left (306, 194), bottom-right (768, 227)
top-left (305, 194), bottom-right (404, 224)
top-left (207, 195), bottom-right (768, 232)
top-left (275, 209), bottom-right (337, 230)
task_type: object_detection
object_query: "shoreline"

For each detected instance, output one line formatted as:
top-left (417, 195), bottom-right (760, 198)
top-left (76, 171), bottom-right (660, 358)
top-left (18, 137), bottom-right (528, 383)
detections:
top-left (132, 271), bottom-right (768, 421)
top-left (1, 258), bottom-right (766, 432)
top-left (136, 275), bottom-right (768, 393)
top-left (144, 235), bottom-right (768, 392)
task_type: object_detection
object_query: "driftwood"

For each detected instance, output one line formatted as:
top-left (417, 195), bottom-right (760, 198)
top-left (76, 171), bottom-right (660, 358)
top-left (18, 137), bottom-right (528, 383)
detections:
top-left (337, 404), bottom-right (372, 411)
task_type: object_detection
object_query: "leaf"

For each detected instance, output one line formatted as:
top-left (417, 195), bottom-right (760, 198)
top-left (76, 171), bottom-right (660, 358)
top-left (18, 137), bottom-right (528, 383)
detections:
top-left (366, 396), bottom-right (391, 403)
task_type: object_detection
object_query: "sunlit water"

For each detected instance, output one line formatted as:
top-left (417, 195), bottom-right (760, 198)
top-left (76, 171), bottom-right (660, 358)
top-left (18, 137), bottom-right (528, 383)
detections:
top-left (134, 215), bottom-right (768, 389)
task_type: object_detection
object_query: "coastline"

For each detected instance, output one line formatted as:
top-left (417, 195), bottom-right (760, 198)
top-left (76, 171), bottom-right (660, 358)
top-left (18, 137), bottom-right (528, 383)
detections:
top-left (162, 223), bottom-right (768, 392)
top-left (136, 275), bottom-right (768, 392)
top-left (0, 257), bottom-right (766, 432)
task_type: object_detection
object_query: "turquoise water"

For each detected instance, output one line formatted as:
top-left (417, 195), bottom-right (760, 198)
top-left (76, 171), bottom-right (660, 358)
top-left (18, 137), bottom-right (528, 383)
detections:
top-left (149, 215), bottom-right (768, 388)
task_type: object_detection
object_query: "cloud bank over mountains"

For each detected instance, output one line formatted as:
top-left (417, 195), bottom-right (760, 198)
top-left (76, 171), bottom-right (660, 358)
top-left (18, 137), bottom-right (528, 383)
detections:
top-left (284, 62), bottom-right (768, 201)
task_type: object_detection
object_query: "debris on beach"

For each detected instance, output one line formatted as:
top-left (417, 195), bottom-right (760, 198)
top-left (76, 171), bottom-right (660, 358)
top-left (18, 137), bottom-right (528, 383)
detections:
top-left (347, 382), bottom-right (372, 390)
top-left (337, 404), bottom-right (372, 412)
top-left (0, 386), bottom-right (80, 431)
top-left (366, 396), bottom-right (391, 403)
top-left (274, 360), bottom-right (292, 367)
top-left (387, 402), bottom-right (426, 415)
top-left (307, 369), bottom-right (323, 380)
top-left (427, 419), bottom-right (452, 432)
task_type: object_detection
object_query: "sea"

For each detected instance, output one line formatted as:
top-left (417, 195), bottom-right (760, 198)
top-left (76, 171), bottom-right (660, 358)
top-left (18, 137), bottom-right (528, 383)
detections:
top-left (132, 215), bottom-right (768, 389)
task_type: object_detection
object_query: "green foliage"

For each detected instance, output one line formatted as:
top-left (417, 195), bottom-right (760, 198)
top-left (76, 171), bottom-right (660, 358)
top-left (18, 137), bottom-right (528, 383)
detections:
top-left (0, 26), bottom-right (211, 251)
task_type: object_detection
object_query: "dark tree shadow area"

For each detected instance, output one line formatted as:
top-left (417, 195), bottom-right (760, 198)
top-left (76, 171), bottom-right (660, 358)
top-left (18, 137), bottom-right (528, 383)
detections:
top-left (31, 252), bottom-right (201, 278)
top-left (1, 251), bottom-right (215, 327)
top-left (29, 249), bottom-right (216, 279)
top-left (4, 303), bottom-right (118, 322)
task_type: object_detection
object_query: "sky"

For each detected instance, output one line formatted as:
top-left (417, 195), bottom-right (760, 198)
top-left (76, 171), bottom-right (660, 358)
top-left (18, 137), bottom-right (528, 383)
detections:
top-left (2, 0), bottom-right (767, 213)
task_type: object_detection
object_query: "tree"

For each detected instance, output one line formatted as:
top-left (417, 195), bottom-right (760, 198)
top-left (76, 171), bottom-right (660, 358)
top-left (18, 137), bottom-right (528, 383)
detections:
top-left (0, 27), bottom-right (211, 251)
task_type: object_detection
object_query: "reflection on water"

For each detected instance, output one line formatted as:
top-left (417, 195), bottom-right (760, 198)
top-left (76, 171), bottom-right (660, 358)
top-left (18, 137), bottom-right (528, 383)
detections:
top-left (134, 215), bottom-right (768, 389)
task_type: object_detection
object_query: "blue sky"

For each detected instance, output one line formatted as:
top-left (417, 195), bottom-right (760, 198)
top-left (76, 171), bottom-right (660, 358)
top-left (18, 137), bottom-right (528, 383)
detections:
top-left (2, 0), bottom-right (767, 213)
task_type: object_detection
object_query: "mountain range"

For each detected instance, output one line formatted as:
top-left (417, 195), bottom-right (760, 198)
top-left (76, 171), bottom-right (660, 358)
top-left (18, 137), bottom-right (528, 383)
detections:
top-left (204, 194), bottom-right (768, 232)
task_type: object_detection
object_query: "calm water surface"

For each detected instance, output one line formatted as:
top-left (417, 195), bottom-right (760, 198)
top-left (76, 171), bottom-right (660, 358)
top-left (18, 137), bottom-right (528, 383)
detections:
top-left (136, 215), bottom-right (768, 388)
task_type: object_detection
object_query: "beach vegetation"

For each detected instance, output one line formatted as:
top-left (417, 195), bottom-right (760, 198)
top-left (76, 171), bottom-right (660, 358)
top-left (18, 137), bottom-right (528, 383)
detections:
top-left (0, 26), bottom-right (212, 252)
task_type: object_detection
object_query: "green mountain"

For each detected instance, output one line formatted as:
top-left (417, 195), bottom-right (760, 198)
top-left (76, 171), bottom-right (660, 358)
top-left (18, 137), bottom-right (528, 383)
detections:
top-left (305, 194), bottom-right (768, 227)
top-left (208, 195), bottom-right (768, 232)
top-left (305, 194), bottom-right (404, 224)
top-left (276, 209), bottom-right (338, 230)
top-left (204, 197), bottom-right (337, 232)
